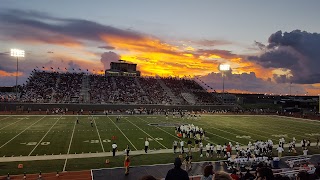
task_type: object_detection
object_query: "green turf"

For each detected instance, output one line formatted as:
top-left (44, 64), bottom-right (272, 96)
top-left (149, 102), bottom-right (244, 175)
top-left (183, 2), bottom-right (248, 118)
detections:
top-left (0, 115), bottom-right (320, 175)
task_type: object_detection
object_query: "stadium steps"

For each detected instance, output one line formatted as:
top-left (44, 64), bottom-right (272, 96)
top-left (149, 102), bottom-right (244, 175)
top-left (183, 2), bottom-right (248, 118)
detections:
top-left (80, 75), bottom-right (90, 103)
top-left (156, 78), bottom-right (182, 105)
top-left (181, 93), bottom-right (196, 105)
top-left (110, 77), bottom-right (117, 91)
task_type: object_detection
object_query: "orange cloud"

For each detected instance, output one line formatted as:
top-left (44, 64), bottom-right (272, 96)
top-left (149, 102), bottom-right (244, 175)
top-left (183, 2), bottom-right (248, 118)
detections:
top-left (0, 70), bottom-right (23, 77)
top-left (100, 34), bottom-right (275, 80)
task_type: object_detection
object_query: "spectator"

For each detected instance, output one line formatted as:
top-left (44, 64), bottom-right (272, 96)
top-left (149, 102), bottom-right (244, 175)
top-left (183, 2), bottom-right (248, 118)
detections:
top-left (256, 167), bottom-right (274, 180)
top-left (230, 170), bottom-right (239, 180)
top-left (213, 171), bottom-right (232, 180)
top-left (165, 158), bottom-right (189, 180)
top-left (124, 155), bottom-right (130, 176)
top-left (296, 171), bottom-right (309, 180)
top-left (201, 163), bottom-right (214, 180)
top-left (244, 170), bottom-right (255, 180)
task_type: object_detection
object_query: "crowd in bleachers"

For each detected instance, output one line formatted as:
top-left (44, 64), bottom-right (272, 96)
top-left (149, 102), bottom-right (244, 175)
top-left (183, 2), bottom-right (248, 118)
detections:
top-left (20, 71), bottom-right (57, 103)
top-left (0, 92), bottom-right (18, 102)
top-left (89, 75), bottom-right (114, 103)
top-left (20, 71), bottom-right (83, 103)
top-left (7, 71), bottom-right (224, 105)
top-left (138, 77), bottom-right (172, 104)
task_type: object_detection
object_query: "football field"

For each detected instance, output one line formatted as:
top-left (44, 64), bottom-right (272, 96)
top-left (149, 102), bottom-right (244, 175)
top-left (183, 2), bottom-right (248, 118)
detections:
top-left (0, 114), bottom-right (319, 175)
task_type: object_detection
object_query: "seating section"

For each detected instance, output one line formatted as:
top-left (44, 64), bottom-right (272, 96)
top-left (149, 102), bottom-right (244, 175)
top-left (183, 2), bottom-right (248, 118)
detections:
top-left (18, 71), bottom-right (222, 104)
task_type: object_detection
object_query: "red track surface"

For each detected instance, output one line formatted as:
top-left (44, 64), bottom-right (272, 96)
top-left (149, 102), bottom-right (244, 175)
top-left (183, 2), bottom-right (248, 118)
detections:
top-left (0, 171), bottom-right (91, 180)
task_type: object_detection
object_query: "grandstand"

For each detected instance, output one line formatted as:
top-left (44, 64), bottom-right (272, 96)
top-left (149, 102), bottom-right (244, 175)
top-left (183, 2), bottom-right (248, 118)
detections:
top-left (16, 70), bottom-right (223, 105)
top-left (0, 68), bottom-right (320, 180)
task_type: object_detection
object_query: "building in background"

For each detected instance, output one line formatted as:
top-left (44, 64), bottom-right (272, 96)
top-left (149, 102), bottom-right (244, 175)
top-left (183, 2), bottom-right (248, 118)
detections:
top-left (105, 60), bottom-right (141, 76)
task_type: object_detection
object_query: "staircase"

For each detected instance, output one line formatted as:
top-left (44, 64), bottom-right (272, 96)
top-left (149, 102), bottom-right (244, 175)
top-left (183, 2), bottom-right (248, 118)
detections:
top-left (181, 92), bottom-right (196, 105)
top-left (110, 77), bottom-right (117, 91)
top-left (156, 78), bottom-right (182, 105)
top-left (80, 75), bottom-right (90, 103)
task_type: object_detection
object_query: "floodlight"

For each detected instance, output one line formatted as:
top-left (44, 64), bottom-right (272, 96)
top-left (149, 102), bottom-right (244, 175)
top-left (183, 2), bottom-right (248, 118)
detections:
top-left (218, 64), bottom-right (231, 94)
top-left (11, 49), bottom-right (25, 57)
top-left (219, 64), bottom-right (230, 71)
top-left (10, 48), bottom-right (25, 101)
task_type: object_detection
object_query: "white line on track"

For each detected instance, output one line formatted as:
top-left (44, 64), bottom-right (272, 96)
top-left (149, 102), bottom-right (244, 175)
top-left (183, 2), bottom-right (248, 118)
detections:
top-left (125, 118), bottom-right (168, 149)
top-left (94, 119), bottom-right (105, 152)
top-left (63, 120), bottom-right (77, 172)
top-left (107, 116), bottom-right (138, 151)
top-left (28, 116), bottom-right (62, 156)
top-left (0, 116), bottom-right (46, 149)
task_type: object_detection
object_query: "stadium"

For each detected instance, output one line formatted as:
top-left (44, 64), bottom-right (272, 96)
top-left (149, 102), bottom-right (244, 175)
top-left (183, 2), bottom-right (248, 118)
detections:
top-left (1, 2), bottom-right (320, 180)
top-left (0, 58), bottom-right (320, 180)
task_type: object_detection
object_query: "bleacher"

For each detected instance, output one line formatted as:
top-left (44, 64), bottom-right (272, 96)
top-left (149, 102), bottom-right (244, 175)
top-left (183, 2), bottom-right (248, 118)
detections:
top-left (19, 71), bottom-right (223, 105)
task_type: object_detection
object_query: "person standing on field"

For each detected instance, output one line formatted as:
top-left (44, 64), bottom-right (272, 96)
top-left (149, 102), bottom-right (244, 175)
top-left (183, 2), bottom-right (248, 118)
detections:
top-left (112, 142), bottom-right (117, 157)
top-left (145, 138), bottom-right (149, 153)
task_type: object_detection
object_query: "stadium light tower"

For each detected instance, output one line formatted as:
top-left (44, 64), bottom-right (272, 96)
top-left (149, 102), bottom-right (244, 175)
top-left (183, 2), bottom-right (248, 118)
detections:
top-left (218, 64), bottom-right (230, 93)
top-left (11, 49), bottom-right (25, 101)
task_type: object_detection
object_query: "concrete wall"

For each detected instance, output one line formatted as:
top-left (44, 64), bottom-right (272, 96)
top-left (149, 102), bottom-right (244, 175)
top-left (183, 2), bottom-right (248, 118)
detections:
top-left (0, 103), bottom-right (235, 112)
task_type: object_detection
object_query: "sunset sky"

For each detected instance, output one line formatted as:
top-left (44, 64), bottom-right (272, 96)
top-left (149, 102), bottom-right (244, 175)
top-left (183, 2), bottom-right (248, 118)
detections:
top-left (1, 0), bottom-right (320, 95)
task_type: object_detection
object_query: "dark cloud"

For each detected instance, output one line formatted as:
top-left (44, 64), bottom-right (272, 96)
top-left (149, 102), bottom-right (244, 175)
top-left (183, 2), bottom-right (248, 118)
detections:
top-left (100, 51), bottom-right (120, 69)
top-left (254, 41), bottom-right (266, 50)
top-left (67, 61), bottom-right (81, 70)
top-left (0, 9), bottom-right (146, 45)
top-left (193, 39), bottom-right (232, 47)
top-left (195, 49), bottom-right (238, 59)
top-left (199, 72), bottom-right (306, 94)
top-left (98, 46), bottom-right (115, 50)
top-left (248, 30), bottom-right (320, 84)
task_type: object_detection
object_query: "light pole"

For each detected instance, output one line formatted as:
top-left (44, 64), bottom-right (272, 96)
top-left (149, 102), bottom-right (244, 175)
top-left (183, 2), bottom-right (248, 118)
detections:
top-left (218, 64), bottom-right (230, 93)
top-left (10, 49), bottom-right (25, 101)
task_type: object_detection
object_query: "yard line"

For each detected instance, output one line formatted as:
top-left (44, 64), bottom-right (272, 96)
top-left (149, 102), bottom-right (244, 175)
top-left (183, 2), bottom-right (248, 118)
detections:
top-left (63, 120), bottom-right (77, 172)
top-left (0, 118), bottom-right (26, 131)
top-left (136, 116), bottom-right (217, 145)
top-left (28, 116), bottom-right (62, 156)
top-left (206, 131), bottom-right (242, 145)
top-left (0, 116), bottom-right (46, 149)
top-left (0, 116), bottom-right (10, 122)
top-left (136, 116), bottom-right (180, 140)
top-left (107, 116), bottom-right (137, 150)
top-left (125, 118), bottom-right (168, 149)
top-left (94, 119), bottom-right (105, 152)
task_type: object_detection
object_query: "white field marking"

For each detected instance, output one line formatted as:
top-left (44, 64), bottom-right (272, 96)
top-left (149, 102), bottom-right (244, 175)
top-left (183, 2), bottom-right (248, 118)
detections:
top-left (207, 125), bottom-right (255, 142)
top-left (205, 131), bottom-right (242, 145)
top-left (28, 116), bottom-right (62, 156)
top-left (135, 116), bottom-right (180, 140)
top-left (0, 116), bottom-right (46, 149)
top-left (242, 117), bottom-right (309, 139)
top-left (94, 119), bottom-right (105, 152)
top-left (188, 116), bottom-right (255, 143)
top-left (228, 126), bottom-right (278, 141)
top-left (0, 116), bottom-right (10, 122)
top-left (264, 116), bottom-right (320, 132)
top-left (0, 118), bottom-right (26, 131)
top-left (212, 115), bottom-right (307, 140)
top-left (136, 116), bottom-right (217, 145)
top-left (125, 118), bottom-right (168, 149)
top-left (63, 120), bottom-right (77, 172)
top-left (107, 116), bottom-right (137, 150)
top-left (276, 115), bottom-right (320, 124)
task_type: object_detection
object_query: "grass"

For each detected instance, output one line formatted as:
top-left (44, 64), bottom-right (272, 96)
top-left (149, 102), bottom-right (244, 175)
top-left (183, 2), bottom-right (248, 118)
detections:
top-left (0, 114), bottom-right (319, 175)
